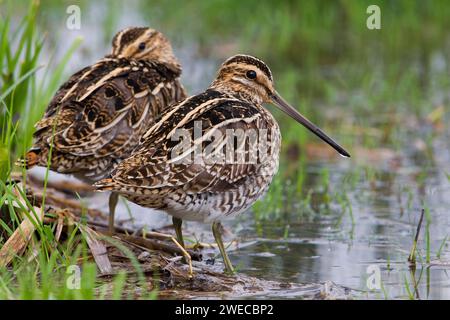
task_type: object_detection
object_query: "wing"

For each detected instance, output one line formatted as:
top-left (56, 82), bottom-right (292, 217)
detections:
top-left (110, 90), bottom-right (278, 194)
top-left (34, 58), bottom-right (185, 160)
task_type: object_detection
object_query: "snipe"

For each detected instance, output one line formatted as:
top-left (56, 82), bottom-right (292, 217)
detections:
top-left (94, 54), bottom-right (350, 273)
top-left (21, 27), bottom-right (187, 232)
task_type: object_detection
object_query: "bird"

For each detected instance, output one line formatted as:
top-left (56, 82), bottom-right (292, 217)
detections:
top-left (20, 27), bottom-right (187, 232)
top-left (94, 54), bottom-right (350, 273)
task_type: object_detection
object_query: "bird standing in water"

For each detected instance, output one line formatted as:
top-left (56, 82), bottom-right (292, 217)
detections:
top-left (94, 54), bottom-right (350, 273)
top-left (22, 27), bottom-right (187, 232)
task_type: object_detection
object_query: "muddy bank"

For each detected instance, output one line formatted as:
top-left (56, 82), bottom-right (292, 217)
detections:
top-left (1, 172), bottom-right (354, 300)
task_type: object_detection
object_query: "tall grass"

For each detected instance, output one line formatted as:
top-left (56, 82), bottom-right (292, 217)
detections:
top-left (0, 1), bottom-right (93, 299)
top-left (0, 1), bottom-right (82, 181)
top-left (0, 1), bottom-right (163, 300)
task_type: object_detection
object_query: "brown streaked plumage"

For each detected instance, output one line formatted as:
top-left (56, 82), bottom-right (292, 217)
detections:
top-left (22, 27), bottom-right (187, 231)
top-left (94, 54), bottom-right (350, 273)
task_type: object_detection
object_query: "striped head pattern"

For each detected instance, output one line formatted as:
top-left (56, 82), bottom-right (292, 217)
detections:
top-left (212, 54), bottom-right (351, 158)
top-left (111, 27), bottom-right (181, 71)
top-left (210, 54), bottom-right (275, 105)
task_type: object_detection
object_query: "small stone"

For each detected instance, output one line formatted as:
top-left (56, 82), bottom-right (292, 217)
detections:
top-left (137, 251), bottom-right (151, 261)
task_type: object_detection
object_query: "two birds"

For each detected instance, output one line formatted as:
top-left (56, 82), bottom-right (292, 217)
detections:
top-left (23, 27), bottom-right (350, 274)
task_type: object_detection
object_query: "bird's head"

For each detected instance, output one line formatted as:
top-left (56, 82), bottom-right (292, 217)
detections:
top-left (211, 54), bottom-right (275, 105)
top-left (211, 54), bottom-right (350, 158)
top-left (111, 27), bottom-right (181, 72)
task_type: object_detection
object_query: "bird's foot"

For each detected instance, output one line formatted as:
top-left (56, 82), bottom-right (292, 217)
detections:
top-left (149, 231), bottom-right (193, 279)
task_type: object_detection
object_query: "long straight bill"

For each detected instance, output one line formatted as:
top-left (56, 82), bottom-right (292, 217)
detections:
top-left (271, 91), bottom-right (350, 158)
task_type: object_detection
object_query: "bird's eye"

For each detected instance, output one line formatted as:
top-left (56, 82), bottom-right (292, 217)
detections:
top-left (138, 42), bottom-right (146, 51)
top-left (246, 70), bottom-right (257, 80)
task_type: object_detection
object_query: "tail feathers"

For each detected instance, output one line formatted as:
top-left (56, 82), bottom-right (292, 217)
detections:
top-left (93, 178), bottom-right (116, 191)
top-left (16, 149), bottom-right (41, 169)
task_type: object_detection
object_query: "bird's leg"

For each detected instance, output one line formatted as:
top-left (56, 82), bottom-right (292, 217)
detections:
top-left (108, 192), bottom-right (119, 234)
top-left (145, 230), bottom-right (193, 278)
top-left (212, 221), bottom-right (235, 274)
top-left (172, 217), bottom-right (185, 248)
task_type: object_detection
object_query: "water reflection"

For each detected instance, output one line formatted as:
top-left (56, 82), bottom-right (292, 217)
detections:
top-left (230, 159), bottom-right (450, 299)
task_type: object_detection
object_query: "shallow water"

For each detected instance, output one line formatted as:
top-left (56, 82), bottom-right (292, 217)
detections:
top-left (229, 151), bottom-right (450, 299)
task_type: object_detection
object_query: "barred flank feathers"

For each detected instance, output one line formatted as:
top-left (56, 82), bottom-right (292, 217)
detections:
top-left (93, 178), bottom-right (115, 191)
